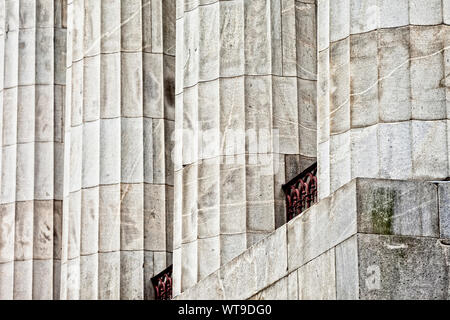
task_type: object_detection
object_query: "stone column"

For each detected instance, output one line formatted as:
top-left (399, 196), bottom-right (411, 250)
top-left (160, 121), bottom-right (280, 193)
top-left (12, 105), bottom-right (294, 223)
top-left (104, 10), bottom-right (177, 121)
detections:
top-left (0, 0), bottom-right (66, 300)
top-left (62, 0), bottom-right (175, 300)
top-left (173, 0), bottom-right (317, 295)
top-left (317, 0), bottom-right (450, 199)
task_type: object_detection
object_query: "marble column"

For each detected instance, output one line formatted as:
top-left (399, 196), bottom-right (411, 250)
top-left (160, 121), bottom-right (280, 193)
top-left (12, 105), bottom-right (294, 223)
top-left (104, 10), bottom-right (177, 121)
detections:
top-left (317, 0), bottom-right (450, 199)
top-left (60, 0), bottom-right (175, 300)
top-left (173, 0), bottom-right (318, 295)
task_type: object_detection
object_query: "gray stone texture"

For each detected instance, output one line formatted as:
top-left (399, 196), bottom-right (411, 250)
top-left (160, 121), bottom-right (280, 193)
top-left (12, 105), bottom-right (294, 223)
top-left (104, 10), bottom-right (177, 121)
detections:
top-left (176, 178), bottom-right (450, 300)
top-left (1, 0), bottom-right (450, 301)
top-left (0, 0), bottom-right (175, 300)
top-left (173, 0), bottom-right (318, 294)
top-left (318, 0), bottom-right (450, 198)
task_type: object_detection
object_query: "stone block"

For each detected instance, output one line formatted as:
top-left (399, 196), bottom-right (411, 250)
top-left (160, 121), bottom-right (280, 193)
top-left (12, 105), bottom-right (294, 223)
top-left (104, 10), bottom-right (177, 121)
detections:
top-left (143, 53), bottom-right (164, 119)
top-left (295, 1), bottom-right (317, 79)
top-left (144, 184), bottom-right (166, 251)
top-left (335, 235), bottom-right (359, 299)
top-left (182, 9), bottom-right (199, 88)
top-left (100, 118), bottom-right (121, 185)
top-left (98, 251), bottom-right (120, 300)
top-left (101, 0), bottom-right (121, 53)
top-left (410, 26), bottom-right (446, 121)
top-left (16, 143), bottom-right (34, 202)
top-left (378, 27), bottom-right (411, 122)
top-left (409, 0), bottom-right (443, 25)
top-left (244, 0), bottom-right (271, 75)
top-left (329, 38), bottom-right (350, 134)
top-left (350, 32), bottom-right (379, 128)
top-left (273, 76), bottom-right (299, 155)
top-left (120, 183), bottom-right (144, 251)
top-left (287, 180), bottom-right (357, 271)
top-left (100, 53), bottom-right (121, 117)
top-left (329, 0), bottom-right (350, 43)
top-left (438, 183), bottom-right (450, 239)
top-left (350, 125), bottom-right (378, 179)
top-left (14, 201), bottom-right (33, 261)
top-left (80, 188), bottom-right (99, 255)
top-left (181, 240), bottom-right (198, 292)
top-left (120, 0), bottom-right (142, 51)
top-left (220, 233), bottom-right (247, 266)
top-left (121, 118), bottom-right (144, 183)
top-left (219, 0), bottom-right (245, 77)
top-left (82, 121), bottom-right (100, 188)
top-left (198, 2), bottom-right (220, 81)
top-left (357, 234), bottom-right (450, 300)
top-left (198, 236), bottom-right (220, 280)
top-left (287, 270), bottom-right (298, 300)
top-left (378, 0), bottom-right (409, 28)
top-left (329, 131), bottom-right (351, 193)
top-left (357, 179), bottom-right (439, 237)
top-left (412, 120), bottom-right (448, 179)
top-left (378, 122), bottom-right (413, 180)
top-left (297, 249), bottom-right (336, 300)
top-left (68, 191), bottom-right (81, 260)
top-left (33, 200), bottom-right (54, 260)
top-left (121, 53), bottom-right (143, 117)
top-left (99, 184), bottom-right (121, 252)
top-left (0, 203), bottom-right (15, 264)
top-left (80, 254), bottom-right (98, 300)
top-left (82, 56), bottom-right (100, 122)
top-left (13, 259), bottom-right (33, 300)
top-left (120, 250), bottom-right (144, 300)
top-left (251, 276), bottom-right (288, 300)
top-left (350, 0), bottom-right (378, 34)
top-left (0, 261), bottom-right (14, 300)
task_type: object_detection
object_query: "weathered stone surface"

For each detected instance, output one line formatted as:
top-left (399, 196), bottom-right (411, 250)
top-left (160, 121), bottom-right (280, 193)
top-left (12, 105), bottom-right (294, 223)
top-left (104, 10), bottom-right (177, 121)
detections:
top-left (288, 178), bottom-right (357, 271)
top-left (2, 0), bottom-right (450, 302)
top-left (250, 276), bottom-right (288, 300)
top-left (438, 183), bottom-right (450, 239)
top-left (357, 179), bottom-right (439, 237)
top-left (297, 249), bottom-right (336, 300)
top-left (357, 234), bottom-right (450, 300)
top-left (335, 235), bottom-right (359, 300)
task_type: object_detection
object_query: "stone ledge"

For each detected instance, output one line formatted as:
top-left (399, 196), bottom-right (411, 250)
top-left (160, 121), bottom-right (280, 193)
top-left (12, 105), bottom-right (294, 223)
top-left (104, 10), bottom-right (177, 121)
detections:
top-left (175, 178), bottom-right (448, 300)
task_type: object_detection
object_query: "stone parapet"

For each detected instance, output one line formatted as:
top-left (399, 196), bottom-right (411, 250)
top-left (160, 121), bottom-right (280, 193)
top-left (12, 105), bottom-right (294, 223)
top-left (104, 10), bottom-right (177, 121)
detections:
top-left (175, 178), bottom-right (450, 300)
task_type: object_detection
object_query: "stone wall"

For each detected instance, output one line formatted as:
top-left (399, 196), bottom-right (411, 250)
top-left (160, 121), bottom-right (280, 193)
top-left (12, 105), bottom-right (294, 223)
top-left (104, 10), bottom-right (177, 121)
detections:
top-left (317, 0), bottom-right (450, 199)
top-left (175, 179), bottom-right (450, 300)
top-left (173, 0), bottom-right (318, 296)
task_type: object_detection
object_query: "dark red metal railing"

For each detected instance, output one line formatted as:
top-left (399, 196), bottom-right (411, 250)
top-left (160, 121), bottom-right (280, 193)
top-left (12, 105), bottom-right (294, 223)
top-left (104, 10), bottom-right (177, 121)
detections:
top-left (151, 265), bottom-right (173, 300)
top-left (282, 163), bottom-right (318, 222)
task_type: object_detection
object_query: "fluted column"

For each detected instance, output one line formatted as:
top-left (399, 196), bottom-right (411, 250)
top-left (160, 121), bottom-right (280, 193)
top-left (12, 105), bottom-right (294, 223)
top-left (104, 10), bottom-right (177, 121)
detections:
top-left (63, 0), bottom-right (175, 300)
top-left (0, 0), bottom-right (67, 300)
top-left (173, 0), bottom-right (318, 295)
top-left (317, 0), bottom-right (450, 199)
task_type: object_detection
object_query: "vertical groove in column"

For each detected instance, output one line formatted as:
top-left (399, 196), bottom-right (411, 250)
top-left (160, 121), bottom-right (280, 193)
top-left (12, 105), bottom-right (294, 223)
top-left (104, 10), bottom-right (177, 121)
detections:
top-left (53, 0), bottom-right (68, 301)
top-left (67, 0), bottom-right (85, 300)
top-left (120, 0), bottom-right (144, 300)
top-left (15, 0), bottom-right (35, 300)
top-left (80, 0), bottom-right (100, 300)
top-left (98, 0), bottom-right (121, 301)
top-left (1, 0), bottom-right (19, 300)
top-left (33, 0), bottom-right (55, 300)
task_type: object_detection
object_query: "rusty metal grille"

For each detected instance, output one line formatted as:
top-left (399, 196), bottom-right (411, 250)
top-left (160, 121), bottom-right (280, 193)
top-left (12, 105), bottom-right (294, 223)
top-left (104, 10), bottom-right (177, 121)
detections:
top-left (282, 163), bottom-right (318, 222)
top-left (151, 265), bottom-right (173, 300)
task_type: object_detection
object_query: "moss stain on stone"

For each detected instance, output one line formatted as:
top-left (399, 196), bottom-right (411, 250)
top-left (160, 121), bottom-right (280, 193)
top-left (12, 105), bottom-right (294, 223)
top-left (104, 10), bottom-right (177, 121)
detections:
top-left (370, 188), bottom-right (396, 235)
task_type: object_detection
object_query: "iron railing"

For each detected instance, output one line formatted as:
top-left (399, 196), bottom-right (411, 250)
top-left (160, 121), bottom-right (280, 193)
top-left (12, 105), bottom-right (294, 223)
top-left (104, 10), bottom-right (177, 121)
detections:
top-left (151, 265), bottom-right (173, 300)
top-left (282, 163), bottom-right (318, 222)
